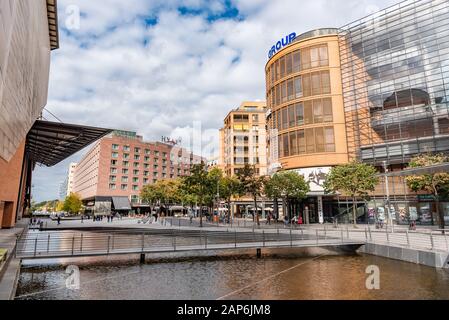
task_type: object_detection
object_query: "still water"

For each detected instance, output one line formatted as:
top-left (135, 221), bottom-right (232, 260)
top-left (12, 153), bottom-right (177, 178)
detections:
top-left (15, 248), bottom-right (449, 300)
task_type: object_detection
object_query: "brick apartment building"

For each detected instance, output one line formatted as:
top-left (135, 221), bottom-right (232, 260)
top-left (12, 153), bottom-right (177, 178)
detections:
top-left (71, 130), bottom-right (204, 214)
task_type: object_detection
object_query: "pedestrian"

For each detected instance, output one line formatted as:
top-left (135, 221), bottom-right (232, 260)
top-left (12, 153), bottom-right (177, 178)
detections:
top-left (298, 215), bottom-right (303, 225)
top-left (284, 215), bottom-right (289, 228)
top-left (57, 215), bottom-right (61, 225)
top-left (81, 215), bottom-right (84, 223)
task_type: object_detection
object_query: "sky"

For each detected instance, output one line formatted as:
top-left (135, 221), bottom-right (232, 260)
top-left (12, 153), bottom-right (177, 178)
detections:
top-left (32, 0), bottom-right (399, 202)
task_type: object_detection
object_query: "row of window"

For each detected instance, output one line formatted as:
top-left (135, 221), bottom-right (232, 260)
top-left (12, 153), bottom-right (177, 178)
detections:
top-left (278, 126), bottom-right (336, 157)
top-left (111, 159), bottom-right (170, 166)
top-left (272, 98), bottom-right (333, 131)
top-left (232, 114), bottom-right (260, 122)
top-left (267, 71), bottom-right (331, 109)
top-left (266, 44), bottom-right (329, 87)
top-left (110, 167), bottom-right (187, 175)
top-left (111, 144), bottom-right (167, 157)
top-left (109, 184), bottom-right (140, 191)
top-left (111, 153), bottom-right (171, 162)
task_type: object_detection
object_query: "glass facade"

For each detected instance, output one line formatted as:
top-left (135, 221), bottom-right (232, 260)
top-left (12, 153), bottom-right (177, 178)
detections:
top-left (339, 0), bottom-right (449, 165)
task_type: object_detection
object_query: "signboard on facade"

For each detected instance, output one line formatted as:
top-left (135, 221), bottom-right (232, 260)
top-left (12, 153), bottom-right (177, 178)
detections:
top-left (292, 167), bottom-right (331, 193)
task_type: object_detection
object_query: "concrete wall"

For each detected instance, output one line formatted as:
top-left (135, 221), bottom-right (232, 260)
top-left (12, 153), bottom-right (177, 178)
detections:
top-left (359, 243), bottom-right (449, 269)
top-left (0, 0), bottom-right (51, 162)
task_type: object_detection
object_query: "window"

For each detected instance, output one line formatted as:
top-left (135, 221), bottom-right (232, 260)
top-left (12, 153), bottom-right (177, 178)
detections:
top-left (133, 162), bottom-right (139, 168)
top-left (112, 144), bottom-right (119, 150)
top-left (281, 108), bottom-right (288, 130)
top-left (134, 155), bottom-right (140, 161)
top-left (122, 176), bottom-right (128, 182)
top-left (123, 145), bottom-right (130, 152)
top-left (252, 114), bottom-right (259, 122)
top-left (111, 160), bottom-right (117, 166)
top-left (281, 82), bottom-right (287, 103)
top-left (323, 98), bottom-right (333, 122)
top-left (109, 183), bottom-right (116, 190)
top-left (306, 128), bottom-right (315, 153)
top-left (133, 170), bottom-right (139, 175)
top-left (304, 101), bottom-right (313, 124)
top-left (122, 168), bottom-right (128, 174)
top-left (133, 177), bottom-right (139, 183)
top-left (288, 104), bottom-right (295, 128)
top-left (298, 130), bottom-right (305, 154)
top-left (311, 72), bottom-right (321, 95)
top-left (123, 161), bottom-right (129, 167)
top-left (301, 48), bottom-right (311, 70)
top-left (295, 103), bottom-right (304, 126)
top-left (132, 185), bottom-right (139, 191)
top-left (233, 114), bottom-right (249, 122)
top-left (111, 152), bottom-right (119, 158)
top-left (283, 134), bottom-right (289, 157)
top-left (325, 126), bottom-right (335, 152)
top-left (123, 153), bottom-right (130, 160)
top-left (319, 45), bottom-right (329, 66)
top-left (321, 71), bottom-right (331, 94)
top-left (285, 53), bottom-right (292, 75)
top-left (280, 56), bottom-right (285, 78)
top-left (121, 184), bottom-right (128, 190)
top-left (315, 127), bottom-right (325, 152)
top-left (134, 147), bottom-right (140, 153)
top-left (144, 156), bottom-right (150, 162)
top-left (313, 99), bottom-right (323, 123)
top-left (294, 77), bottom-right (302, 98)
top-left (143, 178), bottom-right (148, 184)
top-left (292, 51), bottom-right (301, 73)
top-left (109, 175), bottom-right (116, 182)
top-left (287, 79), bottom-right (294, 101)
top-left (145, 149), bottom-right (151, 155)
top-left (110, 168), bottom-right (117, 174)
top-left (289, 131), bottom-right (297, 155)
top-left (310, 47), bottom-right (320, 68)
top-left (302, 74), bottom-right (311, 96)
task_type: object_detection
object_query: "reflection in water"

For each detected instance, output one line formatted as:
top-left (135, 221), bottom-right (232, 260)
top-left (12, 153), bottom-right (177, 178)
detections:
top-left (16, 248), bottom-right (449, 300)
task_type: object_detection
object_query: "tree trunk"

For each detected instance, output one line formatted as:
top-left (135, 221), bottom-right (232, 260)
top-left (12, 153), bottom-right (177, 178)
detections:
top-left (352, 196), bottom-right (357, 227)
top-left (435, 192), bottom-right (445, 233)
top-left (254, 196), bottom-right (260, 226)
top-left (199, 197), bottom-right (203, 228)
top-left (274, 198), bottom-right (279, 221)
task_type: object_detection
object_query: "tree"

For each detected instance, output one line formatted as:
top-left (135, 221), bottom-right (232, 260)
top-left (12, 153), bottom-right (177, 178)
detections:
top-left (265, 171), bottom-right (310, 220)
top-left (405, 153), bottom-right (449, 230)
top-left (63, 193), bottom-right (83, 215)
top-left (236, 164), bottom-right (266, 226)
top-left (181, 162), bottom-right (212, 227)
top-left (324, 161), bottom-right (379, 226)
top-left (220, 175), bottom-right (242, 222)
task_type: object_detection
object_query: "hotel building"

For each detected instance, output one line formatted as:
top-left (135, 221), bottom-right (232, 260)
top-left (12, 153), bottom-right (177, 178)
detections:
top-left (219, 101), bottom-right (268, 177)
top-left (265, 0), bottom-right (449, 224)
top-left (71, 130), bottom-right (204, 214)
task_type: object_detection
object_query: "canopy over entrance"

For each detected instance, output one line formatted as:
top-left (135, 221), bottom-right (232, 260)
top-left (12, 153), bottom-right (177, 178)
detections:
top-left (26, 120), bottom-right (112, 167)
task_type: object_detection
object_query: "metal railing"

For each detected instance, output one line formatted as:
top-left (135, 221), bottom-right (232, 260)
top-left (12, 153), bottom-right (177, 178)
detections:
top-left (15, 228), bottom-right (362, 259)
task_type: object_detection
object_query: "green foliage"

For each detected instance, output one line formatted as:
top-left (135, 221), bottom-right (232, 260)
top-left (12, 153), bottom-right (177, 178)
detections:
top-left (265, 171), bottom-right (310, 201)
top-left (323, 161), bottom-right (379, 198)
top-left (62, 193), bottom-right (83, 214)
top-left (236, 164), bottom-right (266, 200)
top-left (405, 153), bottom-right (449, 197)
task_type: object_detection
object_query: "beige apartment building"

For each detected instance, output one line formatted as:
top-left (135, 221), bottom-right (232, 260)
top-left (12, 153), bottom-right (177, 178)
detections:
top-left (219, 102), bottom-right (268, 177)
top-left (71, 130), bottom-right (204, 214)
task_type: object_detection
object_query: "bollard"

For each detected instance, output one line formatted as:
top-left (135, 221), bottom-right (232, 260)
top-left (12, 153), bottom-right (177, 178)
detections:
top-left (72, 236), bottom-right (75, 255)
top-left (47, 234), bottom-right (50, 253)
top-left (234, 230), bottom-right (237, 248)
top-left (256, 248), bottom-right (261, 258)
top-left (107, 235), bottom-right (111, 254)
top-left (34, 238), bottom-right (38, 257)
top-left (386, 227), bottom-right (389, 243)
top-left (80, 234), bottom-right (83, 252)
top-left (290, 228), bottom-right (292, 247)
top-left (140, 253), bottom-right (145, 264)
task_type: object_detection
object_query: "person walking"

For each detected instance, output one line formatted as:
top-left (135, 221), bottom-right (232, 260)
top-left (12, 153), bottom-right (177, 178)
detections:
top-left (57, 215), bottom-right (61, 225)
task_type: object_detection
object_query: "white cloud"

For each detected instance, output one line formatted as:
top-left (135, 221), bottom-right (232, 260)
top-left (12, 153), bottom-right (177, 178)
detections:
top-left (34, 0), bottom-right (399, 201)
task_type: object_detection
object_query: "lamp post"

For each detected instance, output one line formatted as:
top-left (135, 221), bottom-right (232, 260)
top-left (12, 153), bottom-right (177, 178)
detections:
top-left (382, 161), bottom-right (394, 232)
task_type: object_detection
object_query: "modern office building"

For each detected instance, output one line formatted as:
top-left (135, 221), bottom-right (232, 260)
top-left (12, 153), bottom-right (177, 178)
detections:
top-left (71, 130), bottom-right (204, 214)
top-left (0, 0), bottom-right (59, 228)
top-left (65, 162), bottom-right (78, 197)
top-left (219, 101), bottom-right (268, 177)
top-left (265, 0), bottom-right (449, 224)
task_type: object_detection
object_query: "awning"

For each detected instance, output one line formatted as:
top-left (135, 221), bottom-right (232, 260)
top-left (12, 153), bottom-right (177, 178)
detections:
top-left (46, 0), bottom-right (60, 50)
top-left (112, 197), bottom-right (131, 211)
top-left (26, 120), bottom-right (112, 167)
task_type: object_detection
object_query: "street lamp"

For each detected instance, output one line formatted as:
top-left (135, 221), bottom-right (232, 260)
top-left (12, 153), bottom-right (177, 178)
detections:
top-left (382, 161), bottom-right (394, 232)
